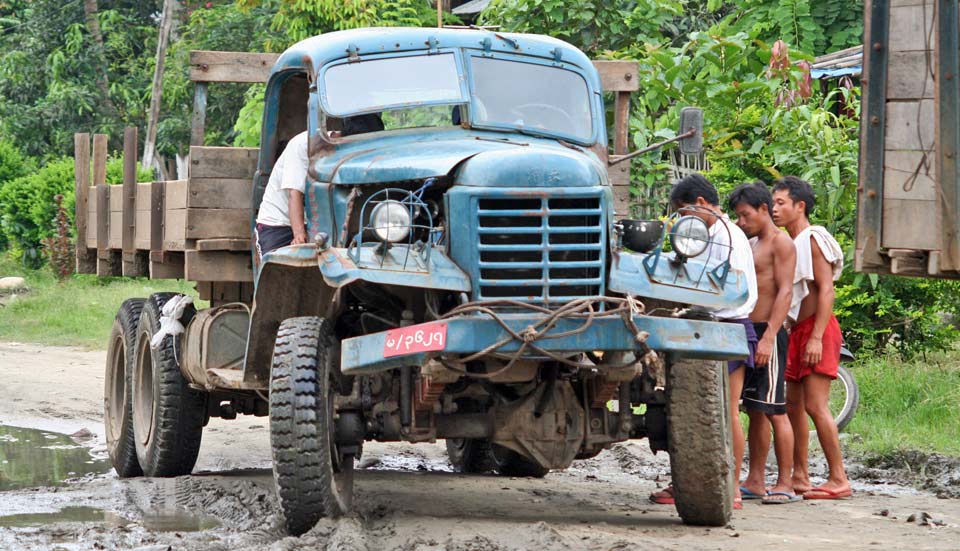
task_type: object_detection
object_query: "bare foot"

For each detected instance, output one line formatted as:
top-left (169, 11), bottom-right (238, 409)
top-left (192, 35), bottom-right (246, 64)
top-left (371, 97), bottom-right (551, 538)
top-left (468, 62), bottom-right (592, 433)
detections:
top-left (791, 475), bottom-right (811, 494)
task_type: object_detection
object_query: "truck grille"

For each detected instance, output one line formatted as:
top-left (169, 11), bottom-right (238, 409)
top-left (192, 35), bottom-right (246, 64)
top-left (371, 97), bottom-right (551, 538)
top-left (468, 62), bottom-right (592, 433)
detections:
top-left (474, 194), bottom-right (605, 303)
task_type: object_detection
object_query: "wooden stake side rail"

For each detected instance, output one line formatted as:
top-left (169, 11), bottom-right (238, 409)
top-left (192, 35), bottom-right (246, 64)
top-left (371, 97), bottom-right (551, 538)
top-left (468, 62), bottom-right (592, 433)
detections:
top-left (74, 132), bottom-right (257, 288)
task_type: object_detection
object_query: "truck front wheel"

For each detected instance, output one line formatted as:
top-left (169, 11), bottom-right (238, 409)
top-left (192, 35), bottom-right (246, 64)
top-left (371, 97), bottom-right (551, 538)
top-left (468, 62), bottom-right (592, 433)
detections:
top-left (270, 316), bottom-right (354, 536)
top-left (132, 293), bottom-right (206, 477)
top-left (666, 358), bottom-right (734, 526)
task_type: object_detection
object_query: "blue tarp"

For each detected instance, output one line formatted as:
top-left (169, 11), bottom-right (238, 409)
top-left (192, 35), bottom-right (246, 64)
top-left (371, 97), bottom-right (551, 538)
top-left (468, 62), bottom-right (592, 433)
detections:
top-left (811, 66), bottom-right (861, 80)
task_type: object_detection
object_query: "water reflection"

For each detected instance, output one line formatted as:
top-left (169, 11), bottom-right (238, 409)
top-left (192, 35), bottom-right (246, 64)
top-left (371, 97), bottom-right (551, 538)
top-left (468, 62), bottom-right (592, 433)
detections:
top-left (0, 425), bottom-right (111, 491)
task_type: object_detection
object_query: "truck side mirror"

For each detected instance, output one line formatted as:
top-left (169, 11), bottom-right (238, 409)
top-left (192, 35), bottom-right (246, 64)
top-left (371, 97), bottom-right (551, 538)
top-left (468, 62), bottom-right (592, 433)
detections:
top-left (678, 107), bottom-right (704, 156)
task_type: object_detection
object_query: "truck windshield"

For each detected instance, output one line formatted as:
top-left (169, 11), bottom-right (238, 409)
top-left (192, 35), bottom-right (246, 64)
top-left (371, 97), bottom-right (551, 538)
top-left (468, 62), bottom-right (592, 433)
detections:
top-left (469, 57), bottom-right (593, 142)
top-left (323, 53), bottom-right (465, 116)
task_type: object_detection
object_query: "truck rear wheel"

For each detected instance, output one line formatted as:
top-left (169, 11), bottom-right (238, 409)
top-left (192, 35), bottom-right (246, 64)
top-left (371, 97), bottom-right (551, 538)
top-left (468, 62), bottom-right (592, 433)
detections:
top-left (446, 438), bottom-right (496, 473)
top-left (270, 316), bottom-right (354, 536)
top-left (491, 444), bottom-right (550, 478)
top-left (132, 293), bottom-right (206, 477)
top-left (104, 298), bottom-right (145, 478)
top-left (666, 358), bottom-right (734, 526)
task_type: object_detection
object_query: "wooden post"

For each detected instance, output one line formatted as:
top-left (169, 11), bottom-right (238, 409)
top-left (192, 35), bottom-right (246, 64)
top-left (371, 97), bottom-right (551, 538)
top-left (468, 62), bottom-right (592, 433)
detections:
top-left (190, 82), bottom-right (208, 146)
top-left (73, 133), bottom-right (97, 273)
top-left (122, 127), bottom-right (148, 276)
top-left (92, 134), bottom-right (108, 187)
top-left (612, 91), bottom-right (632, 217)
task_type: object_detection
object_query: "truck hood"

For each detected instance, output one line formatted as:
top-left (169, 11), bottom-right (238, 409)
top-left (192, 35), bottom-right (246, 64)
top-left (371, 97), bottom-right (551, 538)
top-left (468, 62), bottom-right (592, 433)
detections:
top-left (313, 129), bottom-right (605, 187)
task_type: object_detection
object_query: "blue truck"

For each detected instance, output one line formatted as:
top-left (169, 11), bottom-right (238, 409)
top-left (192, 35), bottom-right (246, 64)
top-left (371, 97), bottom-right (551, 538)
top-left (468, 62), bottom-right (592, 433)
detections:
top-left (87, 27), bottom-right (751, 536)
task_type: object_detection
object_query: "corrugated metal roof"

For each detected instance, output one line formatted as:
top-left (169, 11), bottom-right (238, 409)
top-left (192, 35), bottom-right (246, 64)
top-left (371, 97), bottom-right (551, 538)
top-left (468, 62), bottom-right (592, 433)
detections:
top-left (453, 0), bottom-right (492, 15)
top-left (811, 44), bottom-right (862, 79)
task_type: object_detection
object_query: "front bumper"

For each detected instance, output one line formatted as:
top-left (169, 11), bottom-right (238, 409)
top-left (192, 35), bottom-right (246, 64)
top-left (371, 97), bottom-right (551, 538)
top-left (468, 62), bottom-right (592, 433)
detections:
top-left (340, 312), bottom-right (748, 375)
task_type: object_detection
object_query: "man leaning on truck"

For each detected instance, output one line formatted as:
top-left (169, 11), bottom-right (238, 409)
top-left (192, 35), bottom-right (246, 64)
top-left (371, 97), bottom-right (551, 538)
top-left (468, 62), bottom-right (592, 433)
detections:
top-left (255, 130), bottom-right (310, 260)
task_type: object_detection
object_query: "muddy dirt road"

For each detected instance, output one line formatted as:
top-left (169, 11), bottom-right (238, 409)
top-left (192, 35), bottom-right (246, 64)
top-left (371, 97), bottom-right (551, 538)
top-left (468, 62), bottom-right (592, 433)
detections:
top-left (1, 341), bottom-right (959, 551)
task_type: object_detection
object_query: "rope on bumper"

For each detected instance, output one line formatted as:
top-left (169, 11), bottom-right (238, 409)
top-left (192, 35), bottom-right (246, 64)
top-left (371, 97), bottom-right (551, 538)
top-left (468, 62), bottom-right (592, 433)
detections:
top-left (437, 297), bottom-right (647, 376)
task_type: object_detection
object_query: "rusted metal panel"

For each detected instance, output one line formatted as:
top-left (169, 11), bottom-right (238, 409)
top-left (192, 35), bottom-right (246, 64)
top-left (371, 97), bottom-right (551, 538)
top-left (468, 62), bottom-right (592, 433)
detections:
top-left (855, 0), bottom-right (890, 272)
top-left (936, 0), bottom-right (960, 271)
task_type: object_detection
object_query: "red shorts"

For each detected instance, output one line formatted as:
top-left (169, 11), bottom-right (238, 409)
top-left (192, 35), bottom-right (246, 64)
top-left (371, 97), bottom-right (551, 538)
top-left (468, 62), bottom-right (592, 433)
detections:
top-left (786, 314), bottom-right (842, 383)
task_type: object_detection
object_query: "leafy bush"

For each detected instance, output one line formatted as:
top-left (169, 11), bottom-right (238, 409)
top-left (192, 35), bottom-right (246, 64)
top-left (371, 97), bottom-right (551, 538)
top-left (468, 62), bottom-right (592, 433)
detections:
top-left (0, 157), bottom-right (75, 267)
top-left (0, 155), bottom-right (148, 267)
top-left (0, 139), bottom-right (34, 186)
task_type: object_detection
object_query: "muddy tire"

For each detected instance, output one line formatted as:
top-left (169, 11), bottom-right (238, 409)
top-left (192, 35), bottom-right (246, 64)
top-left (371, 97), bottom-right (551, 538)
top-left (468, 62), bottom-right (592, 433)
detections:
top-left (446, 438), bottom-right (496, 474)
top-left (104, 298), bottom-right (145, 478)
top-left (666, 358), bottom-right (733, 526)
top-left (270, 316), bottom-right (354, 536)
top-left (132, 293), bottom-right (205, 477)
top-left (832, 363), bottom-right (859, 432)
top-left (492, 445), bottom-right (550, 478)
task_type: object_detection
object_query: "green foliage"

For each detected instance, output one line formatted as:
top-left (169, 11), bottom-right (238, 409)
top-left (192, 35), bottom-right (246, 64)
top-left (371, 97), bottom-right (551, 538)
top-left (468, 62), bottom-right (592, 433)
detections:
top-left (0, 155), bottom-right (147, 267)
top-left (0, 158), bottom-right (75, 267)
top-left (0, 1), bottom-right (160, 157)
top-left (0, 139), bottom-right (35, 186)
top-left (481, 0), bottom-right (683, 56)
top-left (714, 0), bottom-right (862, 55)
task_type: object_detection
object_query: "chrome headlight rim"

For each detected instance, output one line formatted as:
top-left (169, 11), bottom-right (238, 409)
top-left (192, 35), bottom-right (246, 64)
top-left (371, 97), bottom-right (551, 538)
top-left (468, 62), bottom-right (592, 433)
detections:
top-left (369, 199), bottom-right (413, 243)
top-left (669, 215), bottom-right (710, 258)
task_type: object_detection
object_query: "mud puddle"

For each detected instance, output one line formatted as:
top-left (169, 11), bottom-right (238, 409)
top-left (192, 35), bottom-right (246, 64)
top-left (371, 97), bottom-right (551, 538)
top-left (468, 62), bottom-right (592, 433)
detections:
top-left (0, 425), bottom-right (110, 491)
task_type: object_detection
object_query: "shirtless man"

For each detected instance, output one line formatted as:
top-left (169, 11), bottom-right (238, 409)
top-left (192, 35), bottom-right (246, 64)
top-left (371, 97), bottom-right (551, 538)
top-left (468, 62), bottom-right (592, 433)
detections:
top-left (771, 176), bottom-right (851, 500)
top-left (650, 174), bottom-right (758, 509)
top-left (728, 182), bottom-right (799, 504)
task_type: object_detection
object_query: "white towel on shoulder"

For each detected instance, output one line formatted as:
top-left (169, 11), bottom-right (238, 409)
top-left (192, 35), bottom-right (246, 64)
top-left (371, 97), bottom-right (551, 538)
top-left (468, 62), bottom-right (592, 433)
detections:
top-left (789, 225), bottom-right (843, 323)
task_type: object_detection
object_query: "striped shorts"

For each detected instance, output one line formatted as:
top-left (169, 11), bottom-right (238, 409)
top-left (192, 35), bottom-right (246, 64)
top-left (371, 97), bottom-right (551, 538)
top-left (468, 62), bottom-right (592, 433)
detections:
top-left (741, 322), bottom-right (788, 415)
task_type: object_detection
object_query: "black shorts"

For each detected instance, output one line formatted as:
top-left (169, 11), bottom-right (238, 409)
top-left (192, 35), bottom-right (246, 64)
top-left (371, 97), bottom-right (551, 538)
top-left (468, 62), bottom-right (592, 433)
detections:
top-left (741, 322), bottom-right (788, 415)
top-left (255, 223), bottom-right (293, 260)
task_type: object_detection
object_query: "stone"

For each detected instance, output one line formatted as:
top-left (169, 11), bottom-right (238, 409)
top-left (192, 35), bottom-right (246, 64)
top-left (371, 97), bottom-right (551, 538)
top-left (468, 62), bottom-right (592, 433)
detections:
top-left (0, 276), bottom-right (25, 290)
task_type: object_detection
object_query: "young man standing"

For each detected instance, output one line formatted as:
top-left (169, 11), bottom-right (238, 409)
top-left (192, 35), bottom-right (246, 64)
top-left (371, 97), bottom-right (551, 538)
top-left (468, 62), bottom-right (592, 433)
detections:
top-left (650, 174), bottom-right (758, 509)
top-left (771, 176), bottom-right (851, 500)
top-left (728, 182), bottom-right (799, 504)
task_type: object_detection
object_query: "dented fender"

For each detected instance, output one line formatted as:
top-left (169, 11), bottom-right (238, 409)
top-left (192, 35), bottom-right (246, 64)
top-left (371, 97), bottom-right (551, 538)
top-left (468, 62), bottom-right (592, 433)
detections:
top-left (318, 245), bottom-right (471, 292)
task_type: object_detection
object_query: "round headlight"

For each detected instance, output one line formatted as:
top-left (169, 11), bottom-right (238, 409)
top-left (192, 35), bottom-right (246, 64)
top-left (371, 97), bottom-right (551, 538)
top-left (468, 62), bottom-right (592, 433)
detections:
top-left (370, 200), bottom-right (412, 243)
top-left (670, 215), bottom-right (710, 258)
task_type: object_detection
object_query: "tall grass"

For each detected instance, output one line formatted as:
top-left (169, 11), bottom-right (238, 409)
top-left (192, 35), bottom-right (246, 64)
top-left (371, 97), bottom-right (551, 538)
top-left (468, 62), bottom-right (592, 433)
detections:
top-left (846, 351), bottom-right (960, 456)
top-left (0, 257), bottom-right (201, 349)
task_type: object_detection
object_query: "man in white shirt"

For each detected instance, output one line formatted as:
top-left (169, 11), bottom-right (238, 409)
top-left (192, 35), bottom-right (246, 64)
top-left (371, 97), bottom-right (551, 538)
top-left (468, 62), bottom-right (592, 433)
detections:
top-left (255, 130), bottom-right (310, 259)
top-left (650, 173), bottom-right (758, 510)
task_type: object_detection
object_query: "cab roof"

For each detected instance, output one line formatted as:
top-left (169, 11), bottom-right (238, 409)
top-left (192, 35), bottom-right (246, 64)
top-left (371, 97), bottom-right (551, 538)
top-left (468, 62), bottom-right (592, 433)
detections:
top-left (269, 27), bottom-right (598, 86)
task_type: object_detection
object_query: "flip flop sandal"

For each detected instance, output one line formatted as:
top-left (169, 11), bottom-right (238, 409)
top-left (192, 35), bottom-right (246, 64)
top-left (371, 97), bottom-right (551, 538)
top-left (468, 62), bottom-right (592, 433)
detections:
top-left (739, 486), bottom-right (765, 500)
top-left (762, 491), bottom-right (802, 504)
top-left (803, 486), bottom-right (853, 500)
top-left (649, 487), bottom-right (675, 505)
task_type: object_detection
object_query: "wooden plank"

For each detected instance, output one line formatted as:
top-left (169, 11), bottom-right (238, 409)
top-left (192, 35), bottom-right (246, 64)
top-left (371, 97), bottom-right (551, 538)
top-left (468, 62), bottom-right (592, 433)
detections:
top-left (150, 181), bottom-right (165, 253)
top-left (92, 134), bottom-right (108, 186)
top-left (882, 198), bottom-right (940, 249)
top-left (122, 127), bottom-right (147, 275)
top-left (150, 252), bottom-right (184, 279)
top-left (196, 238), bottom-right (251, 251)
top-left (186, 208), bottom-right (252, 239)
top-left (884, 100), bottom-right (935, 150)
top-left (109, 209), bottom-right (122, 249)
top-left (189, 147), bottom-right (258, 179)
top-left (613, 91), bottom-right (630, 155)
top-left (73, 133), bottom-right (96, 274)
top-left (594, 60), bottom-right (640, 92)
top-left (135, 210), bottom-right (152, 249)
top-left (163, 209), bottom-right (186, 250)
top-left (185, 250), bottom-right (254, 282)
top-left (888, 2), bottom-right (935, 52)
top-left (191, 82), bottom-right (208, 146)
top-left (189, 50), bottom-right (279, 83)
top-left (86, 200), bottom-right (97, 249)
top-left (136, 183), bottom-right (152, 211)
top-left (887, 51), bottom-right (935, 99)
top-left (165, 179), bottom-right (188, 210)
top-left (96, 185), bottom-right (121, 276)
top-left (883, 150), bottom-right (937, 200)
top-left (187, 178), bottom-right (252, 208)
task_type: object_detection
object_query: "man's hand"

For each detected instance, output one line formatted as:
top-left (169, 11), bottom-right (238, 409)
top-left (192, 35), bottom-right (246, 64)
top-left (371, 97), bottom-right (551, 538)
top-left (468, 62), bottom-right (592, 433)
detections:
top-left (755, 335), bottom-right (774, 367)
top-left (291, 229), bottom-right (307, 245)
top-left (802, 336), bottom-right (822, 368)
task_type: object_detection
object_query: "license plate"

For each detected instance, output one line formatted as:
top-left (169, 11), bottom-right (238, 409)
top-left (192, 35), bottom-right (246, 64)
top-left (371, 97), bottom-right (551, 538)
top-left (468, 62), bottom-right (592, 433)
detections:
top-left (383, 323), bottom-right (448, 357)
